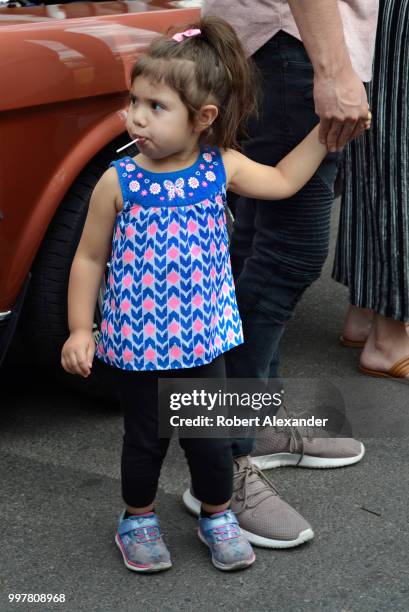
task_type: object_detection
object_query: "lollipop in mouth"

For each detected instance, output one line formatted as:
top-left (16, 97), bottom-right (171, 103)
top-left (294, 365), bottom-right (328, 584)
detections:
top-left (116, 137), bottom-right (140, 153)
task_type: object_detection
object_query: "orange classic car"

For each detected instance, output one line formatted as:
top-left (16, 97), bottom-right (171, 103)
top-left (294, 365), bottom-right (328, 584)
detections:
top-left (0, 0), bottom-right (200, 395)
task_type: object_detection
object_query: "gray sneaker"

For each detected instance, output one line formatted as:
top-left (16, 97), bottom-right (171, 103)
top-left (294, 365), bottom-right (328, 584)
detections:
top-left (251, 408), bottom-right (365, 470)
top-left (183, 456), bottom-right (314, 548)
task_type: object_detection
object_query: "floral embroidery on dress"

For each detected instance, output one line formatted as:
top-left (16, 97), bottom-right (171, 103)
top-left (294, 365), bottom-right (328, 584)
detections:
top-left (149, 183), bottom-right (161, 194)
top-left (129, 180), bottom-right (140, 192)
top-left (117, 146), bottom-right (225, 207)
top-left (188, 177), bottom-right (199, 189)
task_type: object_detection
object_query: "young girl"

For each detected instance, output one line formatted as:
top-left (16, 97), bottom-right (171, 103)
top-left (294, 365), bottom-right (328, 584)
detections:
top-left (61, 17), bottom-right (370, 573)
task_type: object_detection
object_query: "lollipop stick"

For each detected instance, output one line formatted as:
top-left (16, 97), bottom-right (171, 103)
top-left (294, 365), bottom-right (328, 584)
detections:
top-left (116, 138), bottom-right (139, 153)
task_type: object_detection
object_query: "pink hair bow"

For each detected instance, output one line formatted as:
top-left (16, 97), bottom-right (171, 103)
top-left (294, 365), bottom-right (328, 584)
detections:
top-left (172, 28), bottom-right (201, 43)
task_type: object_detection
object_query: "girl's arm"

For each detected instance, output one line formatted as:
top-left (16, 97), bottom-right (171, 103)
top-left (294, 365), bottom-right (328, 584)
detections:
top-left (223, 124), bottom-right (328, 200)
top-left (67, 167), bottom-right (119, 334)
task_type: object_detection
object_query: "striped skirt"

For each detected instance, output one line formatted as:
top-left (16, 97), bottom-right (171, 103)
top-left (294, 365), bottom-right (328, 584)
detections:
top-left (332, 0), bottom-right (409, 322)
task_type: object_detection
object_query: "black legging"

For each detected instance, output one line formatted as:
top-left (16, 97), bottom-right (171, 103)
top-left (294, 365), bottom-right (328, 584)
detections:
top-left (114, 355), bottom-right (233, 508)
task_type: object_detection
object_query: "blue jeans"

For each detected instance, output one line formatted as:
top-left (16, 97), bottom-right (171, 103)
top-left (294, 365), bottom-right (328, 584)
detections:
top-left (227, 32), bottom-right (341, 456)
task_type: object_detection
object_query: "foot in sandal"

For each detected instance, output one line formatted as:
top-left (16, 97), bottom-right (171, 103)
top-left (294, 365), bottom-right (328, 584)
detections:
top-left (359, 314), bottom-right (409, 379)
top-left (340, 305), bottom-right (374, 347)
top-left (340, 305), bottom-right (409, 351)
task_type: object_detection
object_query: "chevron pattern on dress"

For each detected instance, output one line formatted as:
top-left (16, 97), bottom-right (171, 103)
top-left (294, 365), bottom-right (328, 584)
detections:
top-left (96, 146), bottom-right (244, 371)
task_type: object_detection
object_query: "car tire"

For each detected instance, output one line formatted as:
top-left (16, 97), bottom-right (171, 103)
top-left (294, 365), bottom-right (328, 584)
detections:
top-left (20, 134), bottom-right (138, 403)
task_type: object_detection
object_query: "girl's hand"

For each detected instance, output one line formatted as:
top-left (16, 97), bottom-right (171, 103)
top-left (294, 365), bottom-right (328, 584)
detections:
top-left (362, 110), bottom-right (372, 131)
top-left (61, 330), bottom-right (95, 378)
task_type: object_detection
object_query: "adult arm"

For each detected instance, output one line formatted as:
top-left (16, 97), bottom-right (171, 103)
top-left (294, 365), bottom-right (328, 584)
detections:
top-left (288, 0), bottom-right (369, 151)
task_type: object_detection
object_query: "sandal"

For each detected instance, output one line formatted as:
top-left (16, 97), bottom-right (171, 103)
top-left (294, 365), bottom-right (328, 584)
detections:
top-left (359, 355), bottom-right (409, 381)
top-left (339, 336), bottom-right (366, 348)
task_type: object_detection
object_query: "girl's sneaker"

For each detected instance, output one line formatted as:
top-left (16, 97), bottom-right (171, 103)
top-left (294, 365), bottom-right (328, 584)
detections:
top-left (198, 509), bottom-right (256, 571)
top-left (115, 511), bottom-right (172, 573)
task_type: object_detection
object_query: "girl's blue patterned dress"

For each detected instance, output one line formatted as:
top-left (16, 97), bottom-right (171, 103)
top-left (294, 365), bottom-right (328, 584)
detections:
top-left (95, 145), bottom-right (244, 371)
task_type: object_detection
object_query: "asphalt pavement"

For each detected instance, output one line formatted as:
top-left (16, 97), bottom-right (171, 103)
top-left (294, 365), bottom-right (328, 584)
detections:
top-left (1, 199), bottom-right (409, 612)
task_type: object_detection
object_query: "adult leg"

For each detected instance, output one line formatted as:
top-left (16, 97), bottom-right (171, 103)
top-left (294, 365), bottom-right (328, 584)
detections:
top-left (227, 32), bottom-right (341, 456)
top-left (359, 314), bottom-right (409, 378)
top-left (180, 356), bottom-right (314, 549)
top-left (341, 304), bottom-right (374, 345)
top-left (333, 1), bottom-right (409, 374)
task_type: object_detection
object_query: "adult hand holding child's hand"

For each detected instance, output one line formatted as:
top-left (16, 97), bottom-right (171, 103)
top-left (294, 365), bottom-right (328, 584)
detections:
top-left (314, 65), bottom-right (370, 152)
top-left (61, 330), bottom-right (95, 378)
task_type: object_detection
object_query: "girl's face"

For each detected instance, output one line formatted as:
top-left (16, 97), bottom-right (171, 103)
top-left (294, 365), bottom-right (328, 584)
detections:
top-left (126, 76), bottom-right (195, 160)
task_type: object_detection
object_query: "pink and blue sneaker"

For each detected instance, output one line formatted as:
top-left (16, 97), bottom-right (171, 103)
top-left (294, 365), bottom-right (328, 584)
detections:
top-left (115, 511), bottom-right (172, 573)
top-left (198, 509), bottom-right (256, 571)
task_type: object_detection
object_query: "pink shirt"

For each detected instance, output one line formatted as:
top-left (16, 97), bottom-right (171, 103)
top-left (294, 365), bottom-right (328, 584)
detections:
top-left (203, 1), bottom-right (379, 82)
